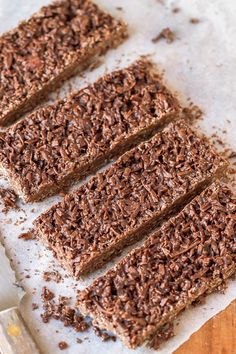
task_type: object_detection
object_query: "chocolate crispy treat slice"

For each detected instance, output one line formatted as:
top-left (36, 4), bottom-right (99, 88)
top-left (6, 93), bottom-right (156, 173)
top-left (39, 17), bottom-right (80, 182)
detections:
top-left (0, 0), bottom-right (127, 126)
top-left (34, 121), bottom-right (227, 277)
top-left (77, 182), bottom-right (236, 348)
top-left (0, 59), bottom-right (180, 202)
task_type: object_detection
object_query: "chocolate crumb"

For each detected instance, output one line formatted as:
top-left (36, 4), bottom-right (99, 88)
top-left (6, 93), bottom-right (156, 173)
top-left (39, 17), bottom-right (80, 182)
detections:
top-left (190, 18), bottom-right (200, 24)
top-left (210, 133), bottom-right (225, 147)
top-left (0, 188), bottom-right (18, 213)
top-left (41, 287), bottom-right (55, 302)
top-left (93, 326), bottom-right (116, 342)
top-left (76, 338), bottom-right (83, 344)
top-left (152, 28), bottom-right (176, 44)
top-left (172, 7), bottom-right (180, 13)
top-left (41, 294), bottom-right (90, 331)
top-left (116, 6), bottom-right (123, 11)
top-left (192, 295), bottom-right (206, 307)
top-left (149, 323), bottom-right (174, 349)
top-left (58, 341), bottom-right (68, 350)
top-left (228, 151), bottom-right (236, 159)
top-left (18, 229), bottom-right (36, 241)
top-left (32, 303), bottom-right (39, 310)
top-left (43, 271), bottom-right (62, 283)
top-left (182, 104), bottom-right (203, 122)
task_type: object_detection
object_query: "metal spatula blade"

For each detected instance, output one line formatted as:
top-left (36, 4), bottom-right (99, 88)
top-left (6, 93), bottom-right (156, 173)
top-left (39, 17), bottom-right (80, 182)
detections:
top-left (0, 242), bottom-right (23, 312)
top-left (0, 241), bottom-right (40, 354)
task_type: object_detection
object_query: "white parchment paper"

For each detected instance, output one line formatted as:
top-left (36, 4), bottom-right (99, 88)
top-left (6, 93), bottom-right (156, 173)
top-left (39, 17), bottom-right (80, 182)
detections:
top-left (0, 0), bottom-right (235, 353)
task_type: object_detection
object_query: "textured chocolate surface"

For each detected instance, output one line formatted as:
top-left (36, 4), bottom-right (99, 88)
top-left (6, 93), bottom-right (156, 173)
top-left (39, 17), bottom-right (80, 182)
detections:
top-left (34, 121), bottom-right (226, 277)
top-left (0, 59), bottom-right (180, 201)
top-left (77, 182), bottom-right (236, 348)
top-left (0, 0), bottom-right (127, 125)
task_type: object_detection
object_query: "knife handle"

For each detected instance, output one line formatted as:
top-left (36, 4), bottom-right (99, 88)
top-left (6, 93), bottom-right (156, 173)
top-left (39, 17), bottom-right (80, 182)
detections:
top-left (0, 307), bottom-right (40, 354)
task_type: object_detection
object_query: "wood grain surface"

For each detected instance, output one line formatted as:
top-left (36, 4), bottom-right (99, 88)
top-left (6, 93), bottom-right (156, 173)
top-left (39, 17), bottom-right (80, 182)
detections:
top-left (175, 300), bottom-right (236, 354)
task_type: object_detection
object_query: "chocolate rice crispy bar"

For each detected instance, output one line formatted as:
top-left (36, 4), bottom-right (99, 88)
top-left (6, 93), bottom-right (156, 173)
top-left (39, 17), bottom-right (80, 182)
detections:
top-left (77, 182), bottom-right (236, 348)
top-left (34, 121), bottom-right (227, 277)
top-left (0, 0), bottom-right (127, 126)
top-left (0, 59), bottom-right (180, 202)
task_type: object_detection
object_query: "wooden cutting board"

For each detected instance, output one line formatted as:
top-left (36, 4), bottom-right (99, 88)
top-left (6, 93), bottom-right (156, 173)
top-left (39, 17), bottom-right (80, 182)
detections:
top-left (175, 300), bottom-right (236, 354)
